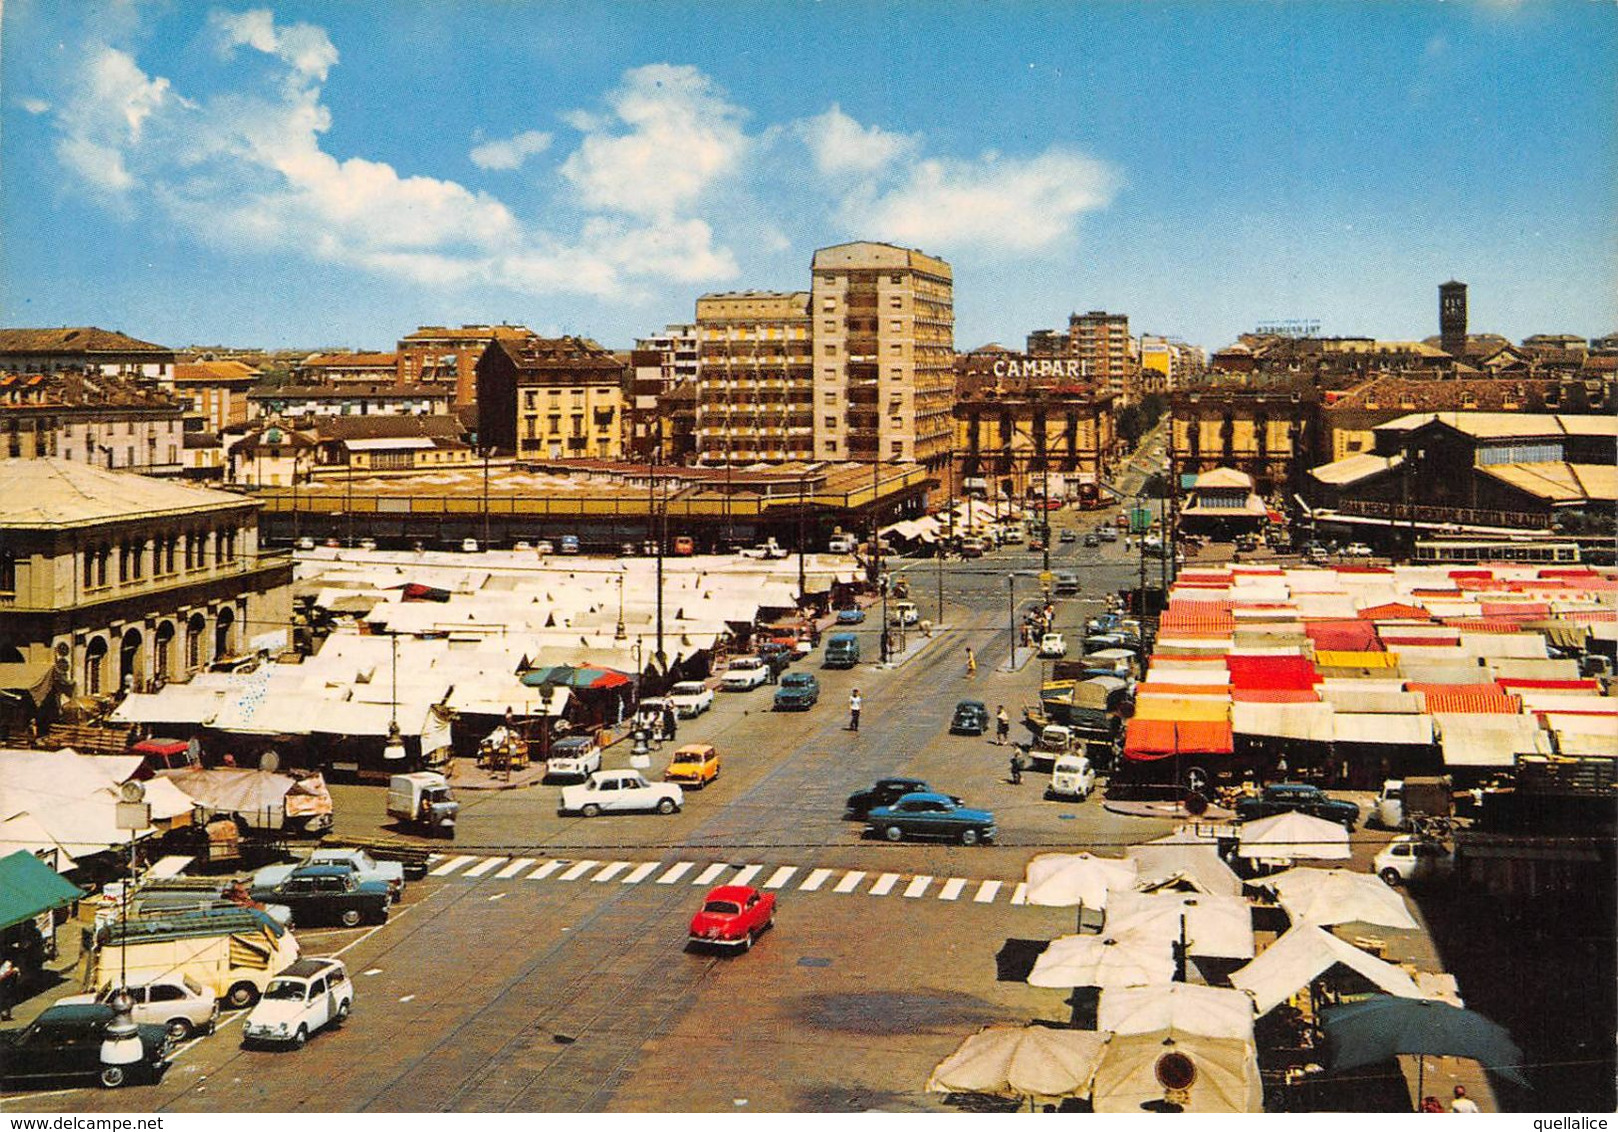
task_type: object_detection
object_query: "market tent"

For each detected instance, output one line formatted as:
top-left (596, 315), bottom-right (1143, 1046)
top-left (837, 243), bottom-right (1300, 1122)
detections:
top-left (925, 1024), bottom-right (1109, 1103)
top-left (1229, 924), bottom-right (1429, 1014)
top-left (1105, 890), bottom-right (1255, 960)
top-left (1025, 852), bottom-right (1139, 912)
top-left (1332, 713), bottom-right (1434, 746)
top-left (0, 850), bottom-right (85, 931)
top-left (1028, 932), bottom-right (1176, 989)
top-left (1225, 655), bottom-right (1319, 691)
top-left (1434, 714), bottom-right (1552, 768)
top-left (1236, 811), bottom-right (1351, 862)
top-left (1123, 719), bottom-right (1234, 759)
top-left (1134, 697), bottom-right (1231, 724)
top-left (1261, 868), bottom-right (1419, 930)
top-left (0, 813), bottom-right (78, 871)
top-left (1316, 687), bottom-right (1424, 714)
top-left (1231, 702), bottom-right (1335, 743)
top-left (1125, 837), bottom-right (1243, 898)
top-left (1517, 693), bottom-right (1617, 716)
top-left (1090, 1031), bottom-right (1263, 1114)
top-left (1408, 684), bottom-right (1519, 714)
top-left (0, 660), bottom-right (56, 708)
top-left (1098, 984), bottom-right (1258, 1042)
top-left (109, 687), bottom-right (226, 726)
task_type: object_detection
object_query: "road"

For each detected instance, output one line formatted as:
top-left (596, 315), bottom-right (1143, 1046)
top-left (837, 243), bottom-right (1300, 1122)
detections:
top-left (12, 502), bottom-right (1194, 1114)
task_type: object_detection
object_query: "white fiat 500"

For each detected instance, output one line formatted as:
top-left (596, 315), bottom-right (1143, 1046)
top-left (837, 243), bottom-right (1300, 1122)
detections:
top-left (241, 958), bottom-right (352, 1049)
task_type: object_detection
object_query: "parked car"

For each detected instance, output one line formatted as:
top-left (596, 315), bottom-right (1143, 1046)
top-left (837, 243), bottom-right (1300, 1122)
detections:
top-left (844, 777), bottom-right (945, 820)
top-left (59, 976), bottom-right (219, 1041)
top-left (253, 849), bottom-right (404, 903)
top-left (950, 700), bottom-right (989, 735)
top-left (721, 656), bottom-right (770, 691)
top-left (827, 533), bottom-right (857, 554)
top-left (756, 640), bottom-right (795, 676)
top-left (673, 535), bottom-right (695, 556)
top-left (1082, 533), bottom-right (1098, 548)
top-left (460, 538), bottom-right (479, 552)
top-left (0, 1003), bottom-right (172, 1089)
top-left (664, 743), bottom-right (720, 789)
top-left (773, 672), bottom-right (821, 711)
top-left (1343, 542), bottom-right (1374, 558)
top-left (559, 770), bottom-right (683, 816)
top-left (688, 885), bottom-right (776, 952)
top-left (295, 536), bottom-right (316, 550)
top-left (250, 865), bottom-right (390, 928)
top-left (890, 601), bottom-right (920, 626)
top-left (1061, 529), bottom-right (1079, 544)
top-left (1098, 526), bottom-right (1118, 543)
top-left (1374, 835), bottom-right (1455, 887)
top-left (866, 793), bottom-right (997, 846)
top-left (667, 681), bottom-right (715, 717)
top-left (835, 607), bottom-right (867, 625)
top-left (1038, 632), bottom-right (1068, 658)
top-left (241, 958), bottom-right (352, 1049)
top-left (545, 735), bottom-right (603, 782)
top-left (559, 534), bottom-right (581, 555)
top-left (1001, 526), bottom-right (1025, 544)
top-left (535, 540), bottom-right (555, 555)
top-left (1046, 754), bottom-right (1096, 801)
top-left (1053, 572), bottom-right (1081, 595)
top-left (822, 633), bottom-right (860, 668)
top-left (960, 538), bottom-right (986, 558)
top-left (1234, 783), bottom-right (1360, 830)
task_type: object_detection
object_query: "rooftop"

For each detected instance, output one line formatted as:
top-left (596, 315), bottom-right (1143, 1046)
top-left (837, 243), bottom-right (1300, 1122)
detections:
top-left (0, 327), bottom-right (173, 355)
top-left (0, 459), bottom-right (254, 528)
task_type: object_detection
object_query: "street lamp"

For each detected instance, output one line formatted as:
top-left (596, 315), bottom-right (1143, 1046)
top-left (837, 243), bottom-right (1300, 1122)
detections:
top-left (382, 631), bottom-right (407, 763)
top-left (615, 570), bottom-right (627, 641)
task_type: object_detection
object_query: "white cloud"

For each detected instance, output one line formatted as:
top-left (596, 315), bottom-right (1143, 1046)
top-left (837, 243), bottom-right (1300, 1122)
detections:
top-left (797, 105), bottom-right (917, 176)
top-left (210, 8), bottom-right (338, 85)
top-left (845, 148), bottom-right (1122, 253)
top-left (469, 129), bottom-right (553, 171)
top-left (561, 64), bottom-right (750, 219)
top-left (21, 98), bottom-right (51, 115)
top-left (54, 47), bottom-right (177, 192)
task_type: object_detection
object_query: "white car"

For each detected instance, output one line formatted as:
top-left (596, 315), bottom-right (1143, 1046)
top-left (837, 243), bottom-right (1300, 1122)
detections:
top-left (1344, 542), bottom-right (1375, 558)
top-left (241, 958), bottom-right (352, 1049)
top-left (535, 540), bottom-right (555, 555)
top-left (1001, 527), bottom-right (1025, 544)
top-left (1374, 835), bottom-right (1455, 886)
top-left (890, 601), bottom-right (920, 627)
top-left (461, 537), bottom-right (479, 552)
top-left (1038, 632), bottom-right (1068, 658)
top-left (60, 975), bottom-right (219, 1041)
top-left (544, 736), bottom-right (602, 782)
top-left (827, 534), bottom-right (856, 554)
top-left (721, 656), bottom-right (769, 691)
top-left (1046, 754), bottom-right (1096, 801)
top-left (559, 770), bottom-right (683, 817)
top-left (667, 681), bottom-right (715, 717)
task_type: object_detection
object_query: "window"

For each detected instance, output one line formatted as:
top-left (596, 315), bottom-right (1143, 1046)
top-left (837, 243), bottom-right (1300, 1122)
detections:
top-left (890, 441), bottom-right (904, 457)
top-left (824, 440), bottom-right (838, 453)
top-left (890, 320), bottom-right (902, 332)
top-left (0, 549), bottom-right (14, 593)
top-left (890, 274), bottom-right (903, 284)
top-left (824, 416), bottom-right (837, 429)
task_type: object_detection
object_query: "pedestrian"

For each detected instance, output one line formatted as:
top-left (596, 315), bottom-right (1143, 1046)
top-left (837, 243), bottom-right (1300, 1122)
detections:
top-left (662, 703), bottom-right (678, 740)
top-left (0, 956), bottom-right (18, 1021)
top-left (848, 689), bottom-right (862, 733)
top-left (1449, 1086), bottom-right (1479, 1114)
top-left (1008, 750), bottom-right (1023, 785)
top-left (1420, 1097), bottom-right (1444, 1113)
top-left (965, 647), bottom-right (977, 678)
top-left (996, 705), bottom-right (1010, 746)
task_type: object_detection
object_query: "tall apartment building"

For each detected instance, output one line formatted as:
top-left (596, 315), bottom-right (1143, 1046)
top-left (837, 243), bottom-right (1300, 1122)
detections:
top-left (1138, 335), bottom-right (1206, 395)
top-left (1068, 311), bottom-right (1136, 401)
top-left (811, 242), bottom-right (955, 468)
top-left (694, 292), bottom-right (813, 463)
top-left (634, 324), bottom-right (701, 387)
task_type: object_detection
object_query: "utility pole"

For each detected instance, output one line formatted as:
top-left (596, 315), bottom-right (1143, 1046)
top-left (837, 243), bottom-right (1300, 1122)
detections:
top-left (796, 469), bottom-right (807, 603)
top-left (875, 460), bottom-right (889, 665)
top-left (482, 445), bottom-right (492, 550)
top-left (1007, 573), bottom-right (1016, 669)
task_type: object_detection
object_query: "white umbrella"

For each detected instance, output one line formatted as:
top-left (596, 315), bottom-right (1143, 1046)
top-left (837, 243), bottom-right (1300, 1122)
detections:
top-left (1105, 891), bottom-right (1256, 960)
top-left (1126, 839), bottom-right (1243, 898)
top-left (925, 1024), bottom-right (1109, 1102)
top-left (1235, 810), bottom-right (1351, 861)
top-left (1229, 924), bottom-right (1429, 1014)
top-left (1098, 984), bottom-right (1258, 1042)
top-left (1028, 932), bottom-right (1176, 989)
top-left (1091, 1031), bottom-right (1264, 1113)
top-left (1263, 867), bottom-right (1419, 930)
top-left (1025, 852), bottom-right (1139, 911)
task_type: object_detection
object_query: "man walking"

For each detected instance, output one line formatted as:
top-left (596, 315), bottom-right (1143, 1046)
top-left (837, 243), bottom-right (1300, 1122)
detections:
top-left (996, 705), bottom-right (1011, 745)
top-left (848, 688), bottom-right (862, 733)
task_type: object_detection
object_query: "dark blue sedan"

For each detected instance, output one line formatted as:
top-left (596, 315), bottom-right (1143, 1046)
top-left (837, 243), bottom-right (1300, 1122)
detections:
top-left (773, 672), bottom-right (821, 710)
top-left (836, 607), bottom-right (866, 624)
top-left (866, 793), bottom-right (997, 846)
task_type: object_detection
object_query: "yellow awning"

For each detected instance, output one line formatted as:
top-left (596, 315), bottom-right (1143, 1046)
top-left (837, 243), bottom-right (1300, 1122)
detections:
top-left (1133, 697), bottom-right (1232, 723)
top-left (1314, 650), bottom-right (1399, 669)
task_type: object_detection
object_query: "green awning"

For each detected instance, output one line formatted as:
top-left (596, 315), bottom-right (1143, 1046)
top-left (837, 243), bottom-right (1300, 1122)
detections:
top-left (0, 851), bottom-right (85, 930)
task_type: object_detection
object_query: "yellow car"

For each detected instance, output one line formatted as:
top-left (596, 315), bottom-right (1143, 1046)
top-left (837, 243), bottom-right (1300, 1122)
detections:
top-left (664, 744), bottom-right (720, 789)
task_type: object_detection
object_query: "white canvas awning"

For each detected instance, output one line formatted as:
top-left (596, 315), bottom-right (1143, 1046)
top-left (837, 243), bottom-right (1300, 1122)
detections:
top-left (1260, 867), bottom-right (1419, 930)
top-left (1105, 890), bottom-right (1255, 959)
top-left (1434, 713), bottom-right (1553, 768)
top-left (1333, 712), bottom-right (1433, 746)
top-left (1236, 812), bottom-right (1350, 862)
top-left (1098, 984), bottom-right (1257, 1042)
top-left (1316, 687), bottom-right (1424, 715)
top-left (1230, 924), bottom-right (1428, 1014)
top-left (1231, 702), bottom-right (1335, 743)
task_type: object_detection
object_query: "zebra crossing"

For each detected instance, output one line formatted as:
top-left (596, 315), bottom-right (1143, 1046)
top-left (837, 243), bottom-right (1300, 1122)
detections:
top-left (423, 852), bottom-right (1032, 906)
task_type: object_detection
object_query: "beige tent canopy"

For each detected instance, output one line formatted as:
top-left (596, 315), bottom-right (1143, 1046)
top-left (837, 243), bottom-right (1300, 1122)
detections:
top-left (1230, 924), bottom-right (1429, 1014)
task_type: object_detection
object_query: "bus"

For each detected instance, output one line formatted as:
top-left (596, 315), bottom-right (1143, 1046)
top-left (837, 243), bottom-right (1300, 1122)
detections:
top-left (1412, 539), bottom-right (1581, 565)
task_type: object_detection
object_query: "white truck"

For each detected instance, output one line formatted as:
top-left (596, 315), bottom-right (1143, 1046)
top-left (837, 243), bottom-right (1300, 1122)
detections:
top-left (386, 772), bottom-right (460, 839)
top-left (82, 907), bottom-right (300, 1010)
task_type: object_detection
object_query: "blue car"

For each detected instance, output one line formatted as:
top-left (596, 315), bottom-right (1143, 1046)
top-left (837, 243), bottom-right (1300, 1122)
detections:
top-left (836, 607), bottom-right (866, 624)
top-left (866, 792), bottom-right (997, 846)
top-left (773, 672), bottom-right (821, 711)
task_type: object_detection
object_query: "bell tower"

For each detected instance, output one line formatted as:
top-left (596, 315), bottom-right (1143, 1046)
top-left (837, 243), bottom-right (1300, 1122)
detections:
top-left (1439, 280), bottom-right (1467, 359)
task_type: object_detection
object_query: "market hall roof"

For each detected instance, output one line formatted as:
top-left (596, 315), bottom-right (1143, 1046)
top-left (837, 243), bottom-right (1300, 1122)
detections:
top-left (1373, 411), bottom-right (1618, 441)
top-left (1475, 462), bottom-right (1617, 504)
top-left (0, 458), bottom-right (255, 528)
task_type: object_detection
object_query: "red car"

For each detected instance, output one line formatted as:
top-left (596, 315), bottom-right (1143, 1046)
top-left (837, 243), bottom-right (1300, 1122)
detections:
top-left (688, 885), bottom-right (776, 951)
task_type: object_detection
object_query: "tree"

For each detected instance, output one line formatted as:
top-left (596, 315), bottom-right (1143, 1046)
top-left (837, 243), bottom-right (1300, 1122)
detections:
top-left (1117, 405), bottom-right (1144, 445)
top-left (1139, 392), bottom-right (1166, 428)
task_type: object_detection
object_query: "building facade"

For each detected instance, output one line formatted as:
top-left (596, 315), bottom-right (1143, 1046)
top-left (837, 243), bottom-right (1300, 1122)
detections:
top-left (1169, 385), bottom-right (1318, 498)
top-left (476, 335), bottom-right (626, 460)
top-left (694, 291), bottom-right (813, 463)
top-left (290, 352), bottom-right (399, 385)
top-left (248, 384), bottom-right (452, 420)
top-left (0, 460), bottom-right (293, 701)
top-left (810, 242), bottom-right (955, 468)
top-left (1068, 311), bottom-right (1137, 401)
top-left (0, 328), bottom-right (175, 386)
top-left (1, 371), bottom-right (187, 476)
top-left (172, 360), bottom-right (259, 434)
top-left (952, 349), bottom-right (1118, 506)
top-left (397, 325), bottom-right (532, 408)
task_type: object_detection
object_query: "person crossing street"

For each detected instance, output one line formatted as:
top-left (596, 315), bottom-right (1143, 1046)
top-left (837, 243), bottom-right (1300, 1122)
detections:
top-left (995, 705), bottom-right (1010, 745)
top-left (848, 688), bottom-right (862, 733)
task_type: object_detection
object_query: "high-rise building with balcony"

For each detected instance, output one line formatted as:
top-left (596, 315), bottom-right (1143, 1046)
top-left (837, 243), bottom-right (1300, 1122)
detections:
top-left (1068, 310), bottom-right (1136, 400)
top-left (811, 242), bottom-right (955, 468)
top-left (694, 293), bottom-right (813, 463)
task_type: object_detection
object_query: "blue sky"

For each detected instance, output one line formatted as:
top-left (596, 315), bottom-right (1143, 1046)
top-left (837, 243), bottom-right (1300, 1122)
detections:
top-left (3, 1), bottom-right (1613, 354)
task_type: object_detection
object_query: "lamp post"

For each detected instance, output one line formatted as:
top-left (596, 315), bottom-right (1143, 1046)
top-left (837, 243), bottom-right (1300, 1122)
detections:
top-left (382, 631), bottom-right (407, 763)
top-left (1007, 572), bottom-right (1017, 670)
top-left (1137, 490), bottom-right (1149, 616)
top-left (615, 569), bottom-right (626, 641)
top-left (481, 444), bottom-right (492, 551)
top-left (874, 460), bottom-right (889, 665)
